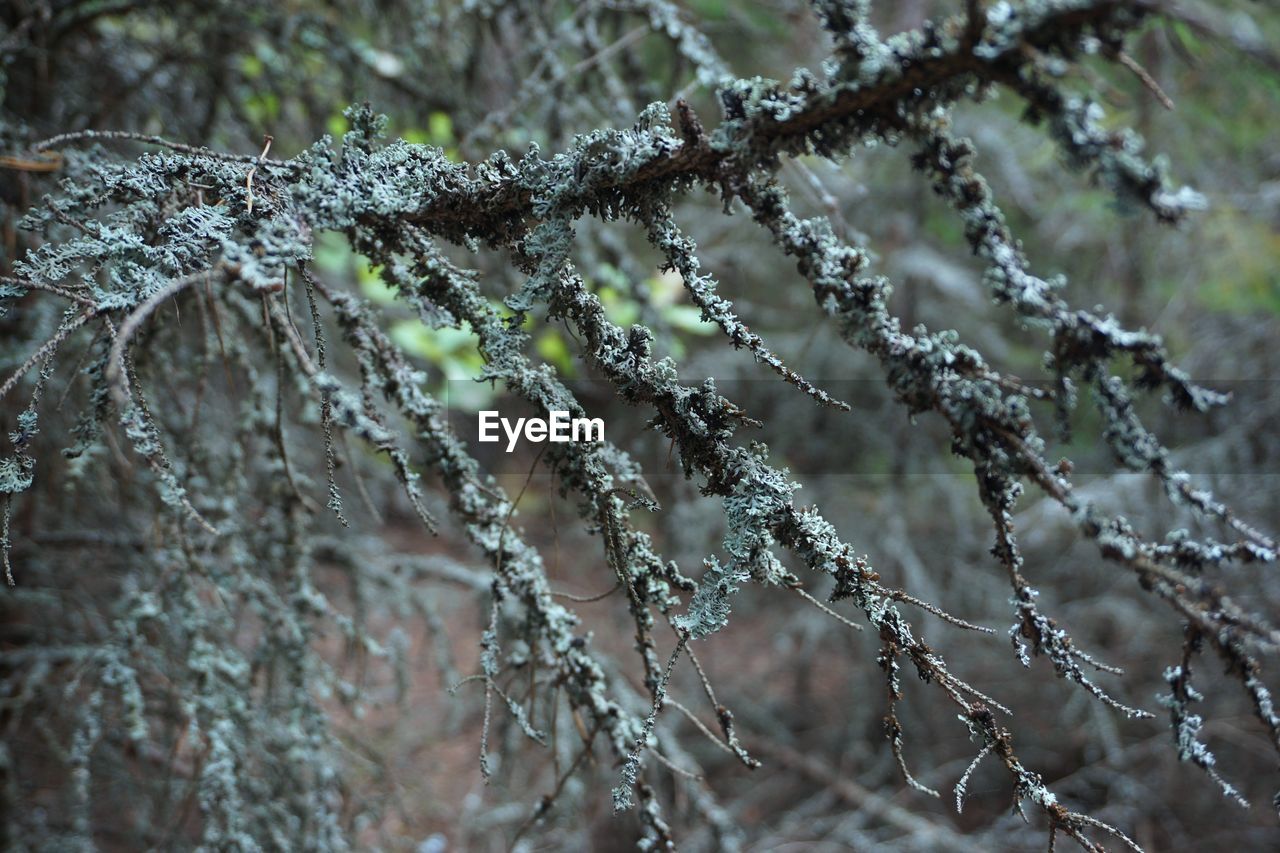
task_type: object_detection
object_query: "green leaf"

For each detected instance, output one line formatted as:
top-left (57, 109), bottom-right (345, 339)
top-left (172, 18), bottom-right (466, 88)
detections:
top-left (535, 329), bottom-right (576, 375)
top-left (663, 304), bottom-right (715, 335)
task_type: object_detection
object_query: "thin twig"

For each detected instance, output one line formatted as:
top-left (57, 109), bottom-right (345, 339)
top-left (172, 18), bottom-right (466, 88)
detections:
top-left (104, 270), bottom-right (213, 408)
top-left (31, 129), bottom-right (293, 167)
top-left (0, 310), bottom-right (94, 401)
top-left (793, 585), bottom-right (864, 631)
top-left (245, 134), bottom-right (273, 215)
top-left (1117, 50), bottom-right (1175, 110)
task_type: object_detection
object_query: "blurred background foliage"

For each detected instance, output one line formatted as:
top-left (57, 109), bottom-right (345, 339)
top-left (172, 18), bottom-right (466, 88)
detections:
top-left (2, 1), bottom-right (1279, 850)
